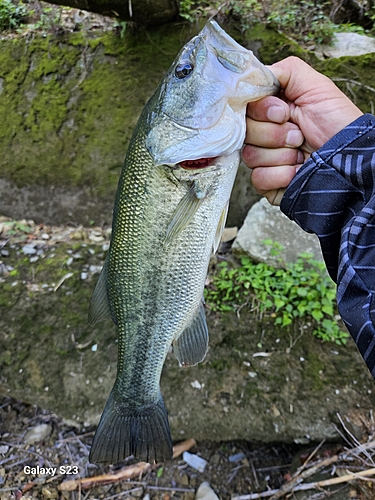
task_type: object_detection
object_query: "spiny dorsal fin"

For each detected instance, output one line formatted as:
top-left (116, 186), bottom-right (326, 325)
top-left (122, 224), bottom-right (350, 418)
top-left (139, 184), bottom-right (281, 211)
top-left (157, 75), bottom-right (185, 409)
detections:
top-left (173, 301), bottom-right (209, 367)
top-left (88, 258), bottom-right (112, 325)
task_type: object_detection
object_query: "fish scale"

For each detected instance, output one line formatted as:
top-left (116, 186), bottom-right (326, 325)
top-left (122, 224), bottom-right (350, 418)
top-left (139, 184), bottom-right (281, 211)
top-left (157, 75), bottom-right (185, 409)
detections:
top-left (88, 21), bottom-right (279, 464)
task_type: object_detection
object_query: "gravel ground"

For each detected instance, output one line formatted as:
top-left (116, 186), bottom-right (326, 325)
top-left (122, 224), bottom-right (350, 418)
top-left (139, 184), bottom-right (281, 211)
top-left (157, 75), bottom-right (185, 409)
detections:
top-left (1, 393), bottom-right (375, 500)
top-left (0, 394), bottom-right (298, 500)
top-left (1, 218), bottom-right (375, 500)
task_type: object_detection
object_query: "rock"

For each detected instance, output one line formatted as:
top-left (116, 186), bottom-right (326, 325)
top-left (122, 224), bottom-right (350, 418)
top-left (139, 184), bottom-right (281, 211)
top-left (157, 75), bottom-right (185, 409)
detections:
top-left (183, 452), bottom-right (207, 473)
top-left (1, 240), bottom-right (375, 447)
top-left (228, 452), bottom-right (245, 462)
top-left (41, 487), bottom-right (58, 499)
top-left (24, 423), bottom-right (52, 444)
top-left (195, 482), bottom-right (219, 500)
top-left (318, 32), bottom-right (375, 59)
top-left (22, 244), bottom-right (37, 256)
top-left (221, 227), bottom-right (238, 243)
top-left (232, 198), bottom-right (323, 266)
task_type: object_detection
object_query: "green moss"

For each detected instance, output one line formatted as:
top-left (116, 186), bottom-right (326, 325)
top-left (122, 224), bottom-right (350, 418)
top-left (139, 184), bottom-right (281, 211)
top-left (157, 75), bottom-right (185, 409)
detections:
top-left (0, 24), bottom-right (195, 196)
top-left (0, 350), bottom-right (12, 366)
top-left (209, 358), bottom-right (232, 371)
top-left (243, 24), bottom-right (374, 114)
top-left (315, 53), bottom-right (375, 114)
top-left (244, 24), bottom-right (315, 65)
top-left (0, 21), bottom-right (373, 225)
top-left (303, 352), bottom-right (325, 391)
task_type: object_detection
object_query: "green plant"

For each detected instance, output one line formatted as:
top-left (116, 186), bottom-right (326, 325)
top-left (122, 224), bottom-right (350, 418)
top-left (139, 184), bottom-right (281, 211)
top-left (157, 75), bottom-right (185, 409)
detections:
top-left (178, 0), bottom-right (262, 29)
top-left (267, 0), bottom-right (337, 44)
top-left (0, 0), bottom-right (27, 31)
top-left (178, 0), bottom-right (337, 44)
top-left (205, 244), bottom-right (349, 345)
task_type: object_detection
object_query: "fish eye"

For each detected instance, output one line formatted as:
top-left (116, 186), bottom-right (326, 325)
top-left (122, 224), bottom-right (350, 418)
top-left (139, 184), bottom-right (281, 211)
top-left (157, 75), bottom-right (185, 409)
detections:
top-left (175, 61), bottom-right (194, 79)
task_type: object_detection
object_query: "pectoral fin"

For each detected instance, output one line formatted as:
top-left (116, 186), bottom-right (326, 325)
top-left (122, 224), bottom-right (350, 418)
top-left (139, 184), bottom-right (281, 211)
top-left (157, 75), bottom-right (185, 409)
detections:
top-left (213, 201), bottom-right (229, 254)
top-left (164, 183), bottom-right (206, 246)
top-left (88, 258), bottom-right (113, 325)
top-left (173, 301), bottom-right (209, 367)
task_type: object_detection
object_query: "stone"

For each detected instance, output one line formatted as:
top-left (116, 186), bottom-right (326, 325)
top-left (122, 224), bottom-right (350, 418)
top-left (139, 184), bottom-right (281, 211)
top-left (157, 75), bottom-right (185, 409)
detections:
top-left (22, 244), bottom-right (37, 256)
top-left (318, 32), bottom-right (375, 59)
top-left (183, 452), bottom-right (207, 473)
top-left (232, 198), bottom-right (323, 266)
top-left (221, 227), bottom-right (238, 243)
top-left (195, 482), bottom-right (219, 500)
top-left (1, 239), bottom-right (375, 448)
top-left (24, 423), bottom-right (52, 444)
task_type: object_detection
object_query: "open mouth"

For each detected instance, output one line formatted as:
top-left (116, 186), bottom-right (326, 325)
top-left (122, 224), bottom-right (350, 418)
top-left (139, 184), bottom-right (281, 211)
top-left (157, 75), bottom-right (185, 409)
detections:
top-left (178, 157), bottom-right (218, 170)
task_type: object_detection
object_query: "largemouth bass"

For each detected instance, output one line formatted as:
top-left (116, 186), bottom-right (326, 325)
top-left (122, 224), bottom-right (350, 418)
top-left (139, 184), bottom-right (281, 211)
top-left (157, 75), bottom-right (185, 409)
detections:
top-left (89, 21), bottom-right (279, 464)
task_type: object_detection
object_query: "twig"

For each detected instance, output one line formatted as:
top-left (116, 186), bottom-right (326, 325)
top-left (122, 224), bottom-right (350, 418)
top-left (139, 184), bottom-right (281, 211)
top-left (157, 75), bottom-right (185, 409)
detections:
top-left (256, 464), bottom-right (291, 472)
top-left (268, 454), bottom-right (340, 500)
top-left (232, 441), bottom-right (375, 500)
top-left (228, 465), bottom-right (245, 484)
top-left (337, 413), bottom-right (374, 466)
top-left (331, 78), bottom-right (375, 93)
top-left (0, 455), bottom-right (17, 466)
top-left (146, 486), bottom-right (195, 492)
top-left (299, 439), bottom-right (325, 470)
top-left (53, 272), bottom-right (74, 292)
top-left (103, 487), bottom-right (143, 500)
top-left (250, 459), bottom-right (260, 489)
top-left (58, 462), bottom-right (151, 491)
top-left (172, 438), bottom-right (196, 459)
top-left (56, 432), bottom-right (95, 443)
top-left (233, 467), bottom-right (375, 500)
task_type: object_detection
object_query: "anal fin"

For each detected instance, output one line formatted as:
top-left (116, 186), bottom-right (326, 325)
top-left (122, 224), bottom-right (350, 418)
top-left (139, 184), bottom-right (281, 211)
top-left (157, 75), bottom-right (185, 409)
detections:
top-left (173, 301), bottom-right (209, 367)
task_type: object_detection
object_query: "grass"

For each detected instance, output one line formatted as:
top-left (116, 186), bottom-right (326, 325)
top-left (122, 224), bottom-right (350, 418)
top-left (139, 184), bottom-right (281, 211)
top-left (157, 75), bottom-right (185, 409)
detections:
top-left (205, 242), bottom-right (349, 346)
top-left (178, 0), bottom-right (375, 47)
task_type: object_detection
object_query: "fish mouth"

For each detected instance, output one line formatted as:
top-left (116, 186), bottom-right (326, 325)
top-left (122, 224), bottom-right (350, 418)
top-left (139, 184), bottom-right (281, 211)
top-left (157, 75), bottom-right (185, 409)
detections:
top-left (178, 157), bottom-right (218, 170)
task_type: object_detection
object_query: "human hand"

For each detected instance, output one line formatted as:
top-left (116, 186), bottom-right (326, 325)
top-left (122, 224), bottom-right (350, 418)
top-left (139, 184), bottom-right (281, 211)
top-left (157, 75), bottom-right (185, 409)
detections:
top-left (242, 56), bottom-right (363, 205)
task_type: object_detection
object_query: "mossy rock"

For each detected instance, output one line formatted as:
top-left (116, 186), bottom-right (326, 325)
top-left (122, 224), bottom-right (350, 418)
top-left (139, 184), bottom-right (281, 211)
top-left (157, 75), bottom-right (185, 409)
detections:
top-left (0, 239), bottom-right (374, 443)
top-left (0, 24), bottom-right (374, 226)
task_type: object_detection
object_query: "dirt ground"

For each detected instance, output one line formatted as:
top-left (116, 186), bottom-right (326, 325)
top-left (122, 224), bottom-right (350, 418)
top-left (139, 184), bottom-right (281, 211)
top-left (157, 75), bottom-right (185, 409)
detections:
top-left (1, 220), bottom-right (375, 500)
top-left (1, 393), bottom-right (375, 500)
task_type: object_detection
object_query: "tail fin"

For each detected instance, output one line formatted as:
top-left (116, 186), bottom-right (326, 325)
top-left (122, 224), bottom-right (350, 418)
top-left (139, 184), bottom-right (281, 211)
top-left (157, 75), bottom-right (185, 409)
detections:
top-left (89, 389), bottom-right (173, 464)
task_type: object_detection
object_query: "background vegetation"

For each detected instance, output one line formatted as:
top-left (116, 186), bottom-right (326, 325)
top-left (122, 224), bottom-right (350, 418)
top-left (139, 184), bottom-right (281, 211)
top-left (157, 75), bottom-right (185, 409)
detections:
top-left (205, 242), bottom-right (349, 345)
top-left (1, 0), bottom-right (375, 47)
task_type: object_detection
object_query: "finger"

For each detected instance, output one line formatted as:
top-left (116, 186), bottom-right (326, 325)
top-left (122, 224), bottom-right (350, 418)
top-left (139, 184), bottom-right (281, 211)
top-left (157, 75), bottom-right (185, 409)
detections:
top-left (267, 188), bottom-right (286, 206)
top-left (269, 57), bottom-right (328, 101)
top-left (246, 95), bottom-right (290, 124)
top-left (245, 117), bottom-right (304, 148)
top-left (242, 144), bottom-right (305, 168)
top-left (251, 165), bottom-right (300, 192)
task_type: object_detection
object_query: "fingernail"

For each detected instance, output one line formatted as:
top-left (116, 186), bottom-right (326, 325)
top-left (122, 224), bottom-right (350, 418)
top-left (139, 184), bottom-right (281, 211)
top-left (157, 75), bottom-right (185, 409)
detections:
top-left (297, 150), bottom-right (304, 163)
top-left (286, 129), bottom-right (303, 147)
top-left (267, 105), bottom-right (286, 123)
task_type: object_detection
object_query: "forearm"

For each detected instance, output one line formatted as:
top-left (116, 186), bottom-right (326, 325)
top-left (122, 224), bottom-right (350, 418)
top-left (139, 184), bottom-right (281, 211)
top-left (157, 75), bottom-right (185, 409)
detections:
top-left (280, 114), bottom-right (375, 376)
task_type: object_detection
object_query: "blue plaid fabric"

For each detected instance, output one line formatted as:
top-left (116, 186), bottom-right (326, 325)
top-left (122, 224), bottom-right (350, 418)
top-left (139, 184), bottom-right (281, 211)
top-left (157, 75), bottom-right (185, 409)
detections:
top-left (280, 114), bottom-right (375, 377)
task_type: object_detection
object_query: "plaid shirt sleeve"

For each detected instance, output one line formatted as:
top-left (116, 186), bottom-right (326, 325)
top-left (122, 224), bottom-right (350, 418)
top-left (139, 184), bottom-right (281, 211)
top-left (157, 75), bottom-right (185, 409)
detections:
top-left (280, 114), bottom-right (375, 377)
